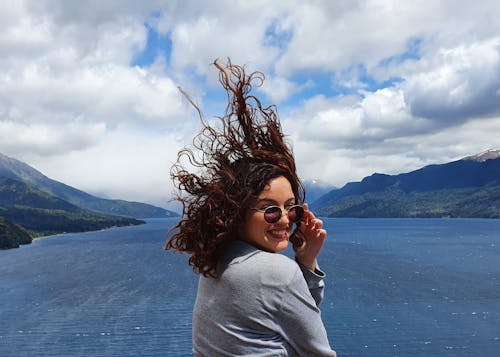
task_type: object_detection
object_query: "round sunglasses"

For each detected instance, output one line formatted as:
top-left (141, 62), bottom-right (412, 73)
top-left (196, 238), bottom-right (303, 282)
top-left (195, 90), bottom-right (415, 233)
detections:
top-left (250, 205), bottom-right (304, 224)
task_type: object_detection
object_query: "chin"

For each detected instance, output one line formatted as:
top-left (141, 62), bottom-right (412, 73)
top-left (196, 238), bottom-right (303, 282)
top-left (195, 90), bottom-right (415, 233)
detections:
top-left (270, 239), bottom-right (289, 253)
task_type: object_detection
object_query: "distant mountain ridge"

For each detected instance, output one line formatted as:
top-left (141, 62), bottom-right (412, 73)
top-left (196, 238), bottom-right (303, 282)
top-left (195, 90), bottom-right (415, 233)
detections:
top-left (313, 150), bottom-right (500, 218)
top-left (0, 175), bottom-right (145, 249)
top-left (302, 179), bottom-right (337, 204)
top-left (0, 152), bottom-right (176, 218)
top-left (0, 152), bottom-right (179, 249)
top-left (463, 149), bottom-right (500, 162)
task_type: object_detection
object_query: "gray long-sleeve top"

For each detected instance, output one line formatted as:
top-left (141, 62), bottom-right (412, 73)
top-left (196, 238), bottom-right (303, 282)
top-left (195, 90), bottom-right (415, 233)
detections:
top-left (192, 240), bottom-right (336, 356)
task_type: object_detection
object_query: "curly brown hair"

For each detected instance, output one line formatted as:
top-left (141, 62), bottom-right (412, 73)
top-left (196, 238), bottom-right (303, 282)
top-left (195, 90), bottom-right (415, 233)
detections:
top-left (165, 59), bottom-right (305, 277)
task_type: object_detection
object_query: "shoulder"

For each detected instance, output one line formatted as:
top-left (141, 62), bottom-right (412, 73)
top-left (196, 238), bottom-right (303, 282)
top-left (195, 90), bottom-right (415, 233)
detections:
top-left (256, 252), bottom-right (302, 288)
top-left (222, 241), bottom-right (301, 288)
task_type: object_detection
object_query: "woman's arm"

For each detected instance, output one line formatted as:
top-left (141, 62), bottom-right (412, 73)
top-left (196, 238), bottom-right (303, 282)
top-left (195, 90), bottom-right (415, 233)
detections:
top-left (291, 203), bottom-right (329, 305)
top-left (277, 267), bottom-right (336, 356)
top-left (296, 259), bottom-right (325, 306)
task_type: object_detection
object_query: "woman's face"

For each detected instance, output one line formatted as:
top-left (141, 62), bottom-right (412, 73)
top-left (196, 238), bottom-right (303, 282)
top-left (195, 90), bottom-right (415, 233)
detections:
top-left (241, 176), bottom-right (297, 253)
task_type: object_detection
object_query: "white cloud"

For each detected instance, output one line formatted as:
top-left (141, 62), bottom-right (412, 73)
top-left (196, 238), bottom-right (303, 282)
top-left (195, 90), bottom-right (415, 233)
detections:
top-left (404, 38), bottom-right (500, 122)
top-left (0, 0), bottom-right (189, 160)
top-left (0, 120), bottom-right (106, 156)
top-left (285, 87), bottom-right (427, 150)
top-left (168, 13), bottom-right (281, 79)
top-left (259, 76), bottom-right (303, 103)
top-left (28, 126), bottom-right (183, 209)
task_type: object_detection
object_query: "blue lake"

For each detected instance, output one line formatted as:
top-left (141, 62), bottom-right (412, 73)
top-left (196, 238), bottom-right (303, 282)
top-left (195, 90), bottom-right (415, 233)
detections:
top-left (1, 218), bottom-right (499, 356)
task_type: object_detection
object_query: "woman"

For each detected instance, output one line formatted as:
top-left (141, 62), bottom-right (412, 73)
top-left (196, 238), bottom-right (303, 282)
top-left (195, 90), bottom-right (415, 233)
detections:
top-left (166, 59), bottom-right (336, 356)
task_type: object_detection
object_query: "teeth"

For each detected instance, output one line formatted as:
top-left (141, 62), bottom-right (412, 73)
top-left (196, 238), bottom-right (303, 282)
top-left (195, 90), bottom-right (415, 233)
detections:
top-left (271, 230), bottom-right (287, 235)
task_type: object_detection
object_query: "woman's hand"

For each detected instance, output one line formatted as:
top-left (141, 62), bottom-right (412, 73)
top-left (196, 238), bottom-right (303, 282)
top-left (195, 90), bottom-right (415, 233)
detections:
top-left (290, 203), bottom-right (327, 271)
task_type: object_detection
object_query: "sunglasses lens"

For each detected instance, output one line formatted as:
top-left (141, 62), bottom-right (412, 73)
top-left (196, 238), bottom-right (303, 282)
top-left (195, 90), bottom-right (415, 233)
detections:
top-left (263, 206), bottom-right (281, 223)
top-left (261, 205), bottom-right (304, 224)
top-left (288, 206), bottom-right (304, 223)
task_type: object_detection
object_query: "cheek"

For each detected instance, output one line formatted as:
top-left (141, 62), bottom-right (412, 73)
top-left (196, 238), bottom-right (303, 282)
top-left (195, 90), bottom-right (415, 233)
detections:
top-left (242, 216), bottom-right (268, 240)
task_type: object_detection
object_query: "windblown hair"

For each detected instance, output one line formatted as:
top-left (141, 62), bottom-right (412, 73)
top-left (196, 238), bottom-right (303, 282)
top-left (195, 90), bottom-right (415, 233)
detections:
top-left (165, 59), bottom-right (305, 277)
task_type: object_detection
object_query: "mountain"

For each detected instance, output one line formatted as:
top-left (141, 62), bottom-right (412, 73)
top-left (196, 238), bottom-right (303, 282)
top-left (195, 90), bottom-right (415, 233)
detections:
top-left (0, 153), bottom-right (177, 218)
top-left (313, 150), bottom-right (500, 218)
top-left (464, 149), bottom-right (500, 162)
top-left (0, 175), bottom-right (144, 236)
top-left (303, 179), bottom-right (337, 204)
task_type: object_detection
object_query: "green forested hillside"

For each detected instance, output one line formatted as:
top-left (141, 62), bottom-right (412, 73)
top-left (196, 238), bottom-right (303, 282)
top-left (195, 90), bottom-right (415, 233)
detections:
top-left (0, 152), bottom-right (177, 218)
top-left (0, 176), bottom-right (80, 212)
top-left (314, 154), bottom-right (500, 218)
top-left (316, 185), bottom-right (500, 218)
top-left (0, 205), bottom-right (144, 235)
top-left (0, 176), bottom-right (144, 242)
top-left (0, 217), bottom-right (32, 249)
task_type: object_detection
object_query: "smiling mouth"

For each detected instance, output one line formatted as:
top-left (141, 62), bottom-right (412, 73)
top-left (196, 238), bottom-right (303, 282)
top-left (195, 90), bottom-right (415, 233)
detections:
top-left (269, 229), bottom-right (289, 240)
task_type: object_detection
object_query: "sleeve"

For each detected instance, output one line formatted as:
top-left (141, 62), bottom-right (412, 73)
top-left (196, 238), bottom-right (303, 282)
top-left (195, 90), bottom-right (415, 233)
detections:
top-left (276, 267), bottom-right (336, 357)
top-left (296, 258), bottom-right (326, 306)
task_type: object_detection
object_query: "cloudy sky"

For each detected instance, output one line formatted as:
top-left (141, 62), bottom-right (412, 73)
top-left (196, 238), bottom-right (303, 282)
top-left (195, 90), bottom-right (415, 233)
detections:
top-left (1, 0), bottom-right (499, 211)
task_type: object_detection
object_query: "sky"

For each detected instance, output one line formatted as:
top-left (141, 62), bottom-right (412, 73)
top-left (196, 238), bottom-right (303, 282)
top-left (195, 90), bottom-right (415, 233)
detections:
top-left (1, 0), bottom-right (499, 211)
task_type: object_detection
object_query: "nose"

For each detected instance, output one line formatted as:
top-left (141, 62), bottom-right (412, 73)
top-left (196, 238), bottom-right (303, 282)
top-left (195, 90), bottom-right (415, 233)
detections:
top-left (277, 207), bottom-right (290, 225)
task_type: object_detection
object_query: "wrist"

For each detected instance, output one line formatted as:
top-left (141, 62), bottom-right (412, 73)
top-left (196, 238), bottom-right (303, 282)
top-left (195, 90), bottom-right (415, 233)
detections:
top-left (296, 256), bottom-right (316, 271)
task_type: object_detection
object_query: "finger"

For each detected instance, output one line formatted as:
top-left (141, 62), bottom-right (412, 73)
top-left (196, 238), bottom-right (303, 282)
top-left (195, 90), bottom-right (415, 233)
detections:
top-left (290, 230), bottom-right (305, 249)
top-left (302, 210), bottom-right (312, 226)
top-left (311, 218), bottom-right (323, 230)
top-left (317, 228), bottom-right (327, 240)
top-left (302, 203), bottom-right (321, 225)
